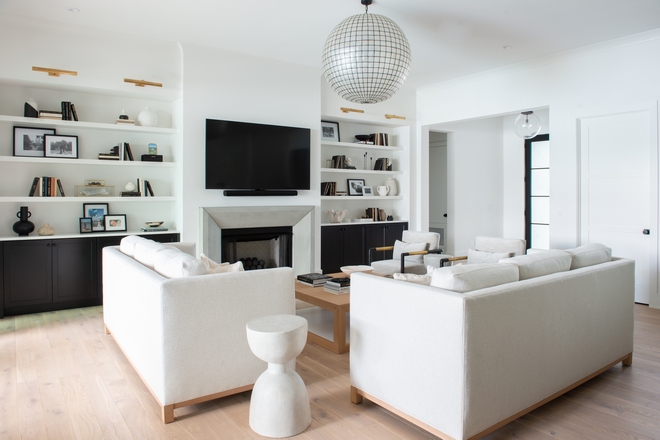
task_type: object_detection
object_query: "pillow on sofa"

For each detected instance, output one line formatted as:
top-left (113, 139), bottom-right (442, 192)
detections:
top-left (200, 254), bottom-right (244, 273)
top-left (393, 240), bottom-right (428, 264)
top-left (565, 243), bottom-right (612, 269)
top-left (119, 235), bottom-right (146, 257)
top-left (430, 263), bottom-right (519, 293)
top-left (154, 248), bottom-right (208, 278)
top-left (499, 250), bottom-right (572, 280)
top-left (134, 239), bottom-right (168, 269)
top-left (468, 248), bottom-right (514, 264)
top-left (393, 273), bottom-right (432, 285)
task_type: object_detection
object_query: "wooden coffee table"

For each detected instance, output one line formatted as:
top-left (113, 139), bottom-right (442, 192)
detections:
top-left (295, 273), bottom-right (350, 354)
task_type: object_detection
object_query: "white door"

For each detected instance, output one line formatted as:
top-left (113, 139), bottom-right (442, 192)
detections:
top-left (429, 132), bottom-right (447, 250)
top-left (579, 110), bottom-right (657, 304)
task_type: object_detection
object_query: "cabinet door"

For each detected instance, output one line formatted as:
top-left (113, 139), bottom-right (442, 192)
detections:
top-left (53, 238), bottom-right (97, 302)
top-left (321, 227), bottom-right (344, 274)
top-left (365, 222), bottom-right (407, 262)
top-left (3, 241), bottom-right (52, 307)
top-left (0, 243), bottom-right (3, 319)
top-left (342, 225), bottom-right (366, 266)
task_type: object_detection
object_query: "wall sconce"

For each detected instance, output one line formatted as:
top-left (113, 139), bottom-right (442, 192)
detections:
top-left (124, 78), bottom-right (163, 88)
top-left (32, 66), bottom-right (77, 77)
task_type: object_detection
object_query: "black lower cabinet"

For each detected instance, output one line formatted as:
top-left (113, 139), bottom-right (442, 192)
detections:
top-left (365, 222), bottom-right (407, 263)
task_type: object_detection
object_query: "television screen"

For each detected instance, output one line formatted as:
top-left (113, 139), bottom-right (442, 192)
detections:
top-left (205, 119), bottom-right (310, 191)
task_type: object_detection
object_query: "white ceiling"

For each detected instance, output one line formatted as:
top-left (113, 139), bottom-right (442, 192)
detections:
top-left (3, 0), bottom-right (660, 88)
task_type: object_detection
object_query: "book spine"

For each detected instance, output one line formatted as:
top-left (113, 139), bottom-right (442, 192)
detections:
top-left (61, 102), bottom-right (67, 120)
top-left (145, 180), bottom-right (154, 197)
top-left (70, 103), bottom-right (79, 121)
top-left (56, 178), bottom-right (65, 197)
top-left (35, 177), bottom-right (42, 197)
top-left (42, 176), bottom-right (47, 197)
top-left (28, 177), bottom-right (40, 196)
top-left (125, 142), bottom-right (134, 161)
top-left (51, 177), bottom-right (56, 197)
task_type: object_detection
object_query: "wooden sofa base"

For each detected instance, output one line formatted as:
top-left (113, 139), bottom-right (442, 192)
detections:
top-left (106, 326), bottom-right (254, 423)
top-left (350, 352), bottom-right (633, 440)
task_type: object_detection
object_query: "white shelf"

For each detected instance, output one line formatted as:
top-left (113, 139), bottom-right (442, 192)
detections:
top-left (0, 229), bottom-right (180, 242)
top-left (0, 156), bottom-right (176, 167)
top-left (0, 114), bottom-right (176, 135)
top-left (321, 168), bottom-right (402, 175)
top-left (321, 196), bottom-right (403, 201)
top-left (0, 196), bottom-right (175, 203)
top-left (321, 220), bottom-right (408, 227)
top-left (321, 141), bottom-right (403, 151)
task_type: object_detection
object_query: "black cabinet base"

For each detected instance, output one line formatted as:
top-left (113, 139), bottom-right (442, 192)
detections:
top-left (4, 297), bottom-right (102, 317)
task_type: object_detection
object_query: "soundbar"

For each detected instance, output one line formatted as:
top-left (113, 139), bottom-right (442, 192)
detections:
top-left (223, 190), bottom-right (298, 197)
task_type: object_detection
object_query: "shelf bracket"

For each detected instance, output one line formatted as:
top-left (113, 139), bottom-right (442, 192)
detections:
top-left (32, 66), bottom-right (78, 77)
top-left (340, 107), bottom-right (364, 114)
top-left (385, 114), bottom-right (406, 120)
top-left (124, 78), bottom-right (163, 88)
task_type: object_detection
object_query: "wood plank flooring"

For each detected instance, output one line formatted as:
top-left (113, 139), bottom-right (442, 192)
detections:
top-left (0, 304), bottom-right (659, 439)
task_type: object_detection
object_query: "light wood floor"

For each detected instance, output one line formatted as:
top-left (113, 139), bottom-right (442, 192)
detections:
top-left (1, 304), bottom-right (659, 440)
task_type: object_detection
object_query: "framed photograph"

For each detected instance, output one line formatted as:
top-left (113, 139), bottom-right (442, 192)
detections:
top-left (347, 178), bottom-right (366, 196)
top-left (104, 214), bottom-right (127, 232)
top-left (44, 134), bottom-right (78, 159)
top-left (362, 186), bottom-right (374, 196)
top-left (75, 185), bottom-right (116, 197)
top-left (83, 203), bottom-right (109, 232)
top-left (13, 126), bottom-right (56, 157)
top-left (321, 121), bottom-right (340, 142)
top-left (79, 217), bottom-right (93, 233)
top-left (84, 180), bottom-right (105, 186)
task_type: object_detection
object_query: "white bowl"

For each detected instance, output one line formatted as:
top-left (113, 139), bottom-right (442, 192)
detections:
top-left (340, 265), bottom-right (375, 276)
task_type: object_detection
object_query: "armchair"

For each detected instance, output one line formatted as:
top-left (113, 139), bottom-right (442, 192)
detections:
top-left (368, 231), bottom-right (442, 275)
top-left (439, 236), bottom-right (526, 267)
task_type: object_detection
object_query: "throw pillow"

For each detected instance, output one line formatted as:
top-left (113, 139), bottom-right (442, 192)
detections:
top-left (200, 254), bottom-right (244, 273)
top-left (154, 248), bottom-right (208, 278)
top-left (393, 273), bottom-right (432, 285)
top-left (565, 243), bottom-right (612, 269)
top-left (468, 248), bottom-right (514, 264)
top-left (499, 250), bottom-right (572, 280)
top-left (133, 239), bottom-right (167, 269)
top-left (119, 235), bottom-right (146, 257)
top-left (392, 240), bottom-right (428, 264)
top-left (430, 263), bottom-right (519, 293)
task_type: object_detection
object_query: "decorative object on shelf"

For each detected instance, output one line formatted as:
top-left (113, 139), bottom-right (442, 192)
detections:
top-left (75, 185), bottom-right (115, 197)
top-left (362, 186), bottom-right (374, 196)
top-left (37, 223), bottom-right (55, 236)
top-left (377, 185), bottom-right (390, 196)
top-left (13, 126), bottom-right (56, 157)
top-left (385, 114), bottom-right (406, 120)
top-left (13, 206), bottom-right (35, 236)
top-left (371, 133), bottom-right (389, 146)
top-left (104, 214), bottom-right (127, 232)
top-left (354, 134), bottom-right (373, 145)
top-left (124, 78), bottom-right (163, 88)
top-left (83, 203), bottom-right (109, 232)
top-left (378, 209), bottom-right (387, 221)
top-left (137, 107), bottom-right (158, 127)
top-left (125, 182), bottom-right (136, 191)
top-left (79, 217), bottom-right (93, 233)
top-left (116, 110), bottom-right (135, 125)
top-left (347, 178), bottom-right (365, 196)
top-left (148, 143), bottom-right (158, 155)
top-left (24, 98), bottom-right (38, 118)
top-left (514, 111), bottom-right (542, 139)
top-left (325, 209), bottom-right (348, 223)
top-left (145, 221), bottom-right (164, 228)
top-left (322, 0), bottom-right (411, 104)
top-left (321, 121), bottom-right (340, 142)
top-left (384, 177), bottom-right (398, 196)
top-left (86, 180), bottom-right (105, 186)
top-left (387, 215), bottom-right (394, 221)
top-left (340, 107), bottom-right (365, 114)
top-left (32, 66), bottom-right (78, 77)
top-left (141, 154), bottom-right (163, 162)
top-left (340, 265), bottom-right (374, 276)
top-left (44, 134), bottom-right (78, 159)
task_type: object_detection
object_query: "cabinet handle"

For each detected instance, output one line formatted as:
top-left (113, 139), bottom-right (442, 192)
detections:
top-left (46, 243), bottom-right (51, 247)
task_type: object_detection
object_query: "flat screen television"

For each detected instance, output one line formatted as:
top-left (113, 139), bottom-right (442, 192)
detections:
top-left (205, 119), bottom-right (310, 194)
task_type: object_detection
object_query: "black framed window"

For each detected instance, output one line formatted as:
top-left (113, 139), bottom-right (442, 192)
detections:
top-left (525, 134), bottom-right (550, 249)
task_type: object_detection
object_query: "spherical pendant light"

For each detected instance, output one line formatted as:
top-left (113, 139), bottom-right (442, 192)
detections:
top-left (514, 111), bottom-right (542, 139)
top-left (322, 0), bottom-right (412, 104)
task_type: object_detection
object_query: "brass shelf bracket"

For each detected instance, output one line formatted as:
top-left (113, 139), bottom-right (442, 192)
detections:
top-left (340, 107), bottom-right (365, 114)
top-left (32, 66), bottom-right (78, 77)
top-left (385, 114), bottom-right (406, 120)
top-left (124, 78), bottom-right (163, 88)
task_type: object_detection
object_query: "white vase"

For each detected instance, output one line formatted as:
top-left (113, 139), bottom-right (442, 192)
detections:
top-left (384, 178), bottom-right (398, 196)
top-left (137, 107), bottom-right (158, 127)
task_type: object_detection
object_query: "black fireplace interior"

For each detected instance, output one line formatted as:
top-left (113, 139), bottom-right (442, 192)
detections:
top-left (221, 226), bottom-right (293, 270)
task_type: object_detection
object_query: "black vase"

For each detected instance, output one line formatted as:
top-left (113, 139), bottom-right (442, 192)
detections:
top-left (13, 206), bottom-right (35, 236)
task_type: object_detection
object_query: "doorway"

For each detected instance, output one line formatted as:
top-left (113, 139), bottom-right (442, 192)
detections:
top-left (429, 131), bottom-right (447, 252)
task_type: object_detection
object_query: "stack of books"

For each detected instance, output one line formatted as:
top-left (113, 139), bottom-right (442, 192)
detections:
top-left (29, 176), bottom-right (65, 197)
top-left (321, 182), bottom-right (337, 196)
top-left (323, 277), bottom-right (350, 294)
top-left (99, 142), bottom-right (134, 161)
top-left (297, 273), bottom-right (332, 287)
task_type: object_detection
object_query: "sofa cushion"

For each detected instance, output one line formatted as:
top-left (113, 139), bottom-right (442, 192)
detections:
top-left (499, 249), bottom-right (572, 280)
top-left (134, 239), bottom-right (168, 269)
top-left (200, 254), bottom-right (244, 273)
top-left (119, 235), bottom-right (146, 257)
top-left (393, 273), bottom-right (432, 285)
top-left (153, 248), bottom-right (208, 278)
top-left (372, 259), bottom-right (429, 276)
top-left (430, 263), bottom-right (519, 293)
top-left (468, 248), bottom-right (513, 264)
top-left (565, 243), bottom-right (612, 269)
top-left (393, 240), bottom-right (428, 264)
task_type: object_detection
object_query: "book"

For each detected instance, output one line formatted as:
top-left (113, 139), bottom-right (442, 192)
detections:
top-left (125, 143), bottom-right (134, 161)
top-left (28, 177), bottom-right (40, 196)
top-left (56, 178), bottom-right (65, 197)
top-left (121, 191), bottom-right (141, 197)
top-left (116, 119), bottom-right (135, 125)
top-left (98, 154), bottom-right (121, 160)
top-left (140, 227), bottom-right (169, 232)
top-left (325, 277), bottom-right (350, 288)
top-left (323, 285), bottom-right (350, 294)
top-left (145, 180), bottom-right (155, 196)
top-left (70, 103), bottom-right (79, 121)
top-left (297, 273), bottom-right (332, 286)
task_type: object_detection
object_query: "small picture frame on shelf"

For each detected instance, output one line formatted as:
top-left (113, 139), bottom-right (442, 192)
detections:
top-left (347, 178), bottom-right (366, 196)
top-left (83, 203), bottom-right (109, 232)
top-left (104, 214), bottom-right (127, 232)
top-left (321, 121), bottom-right (340, 142)
top-left (362, 186), bottom-right (374, 196)
top-left (44, 134), bottom-right (78, 159)
top-left (79, 217), bottom-right (93, 233)
top-left (13, 126), bottom-right (56, 157)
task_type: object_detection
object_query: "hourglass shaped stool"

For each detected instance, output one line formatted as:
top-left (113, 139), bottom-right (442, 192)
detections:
top-left (246, 314), bottom-right (311, 438)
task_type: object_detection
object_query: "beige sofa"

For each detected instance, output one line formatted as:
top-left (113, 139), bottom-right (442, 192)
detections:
top-left (349, 244), bottom-right (634, 439)
top-left (103, 237), bottom-right (295, 422)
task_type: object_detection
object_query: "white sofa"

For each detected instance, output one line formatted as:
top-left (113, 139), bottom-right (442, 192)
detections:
top-left (102, 237), bottom-right (295, 423)
top-left (349, 245), bottom-right (634, 440)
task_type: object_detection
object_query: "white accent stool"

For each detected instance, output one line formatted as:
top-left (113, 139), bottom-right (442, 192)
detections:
top-left (246, 314), bottom-right (311, 438)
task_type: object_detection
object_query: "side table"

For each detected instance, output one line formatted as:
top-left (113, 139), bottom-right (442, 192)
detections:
top-left (246, 314), bottom-right (311, 438)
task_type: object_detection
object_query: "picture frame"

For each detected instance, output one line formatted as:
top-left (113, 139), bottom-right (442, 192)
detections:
top-left (104, 214), bottom-right (127, 232)
top-left (362, 186), bottom-right (374, 196)
top-left (44, 134), bottom-right (78, 159)
top-left (75, 185), bottom-right (116, 197)
top-left (84, 180), bottom-right (105, 186)
top-left (79, 217), bottom-right (93, 233)
top-left (347, 178), bottom-right (366, 196)
top-left (83, 203), bottom-right (109, 232)
top-left (321, 121), bottom-right (340, 142)
top-left (13, 126), bottom-right (56, 157)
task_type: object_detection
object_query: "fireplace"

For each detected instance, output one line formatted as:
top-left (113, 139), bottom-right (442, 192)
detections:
top-left (221, 226), bottom-right (292, 269)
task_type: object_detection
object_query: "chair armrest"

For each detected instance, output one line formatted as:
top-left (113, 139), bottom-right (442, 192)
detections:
top-left (368, 246), bottom-right (395, 265)
top-left (439, 255), bottom-right (467, 267)
top-left (399, 248), bottom-right (443, 273)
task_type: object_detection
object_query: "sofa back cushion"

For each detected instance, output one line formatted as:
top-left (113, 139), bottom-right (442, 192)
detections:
top-left (565, 243), bottom-right (612, 269)
top-left (393, 272), bottom-right (432, 285)
top-left (430, 263), bottom-right (519, 293)
top-left (134, 240), bottom-right (168, 269)
top-left (393, 240), bottom-right (428, 264)
top-left (119, 235), bottom-right (146, 257)
top-left (468, 248), bottom-right (513, 264)
top-left (154, 247), bottom-right (209, 278)
top-left (499, 250), bottom-right (572, 280)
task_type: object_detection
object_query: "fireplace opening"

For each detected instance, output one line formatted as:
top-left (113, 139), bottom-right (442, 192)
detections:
top-left (221, 226), bottom-right (293, 270)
